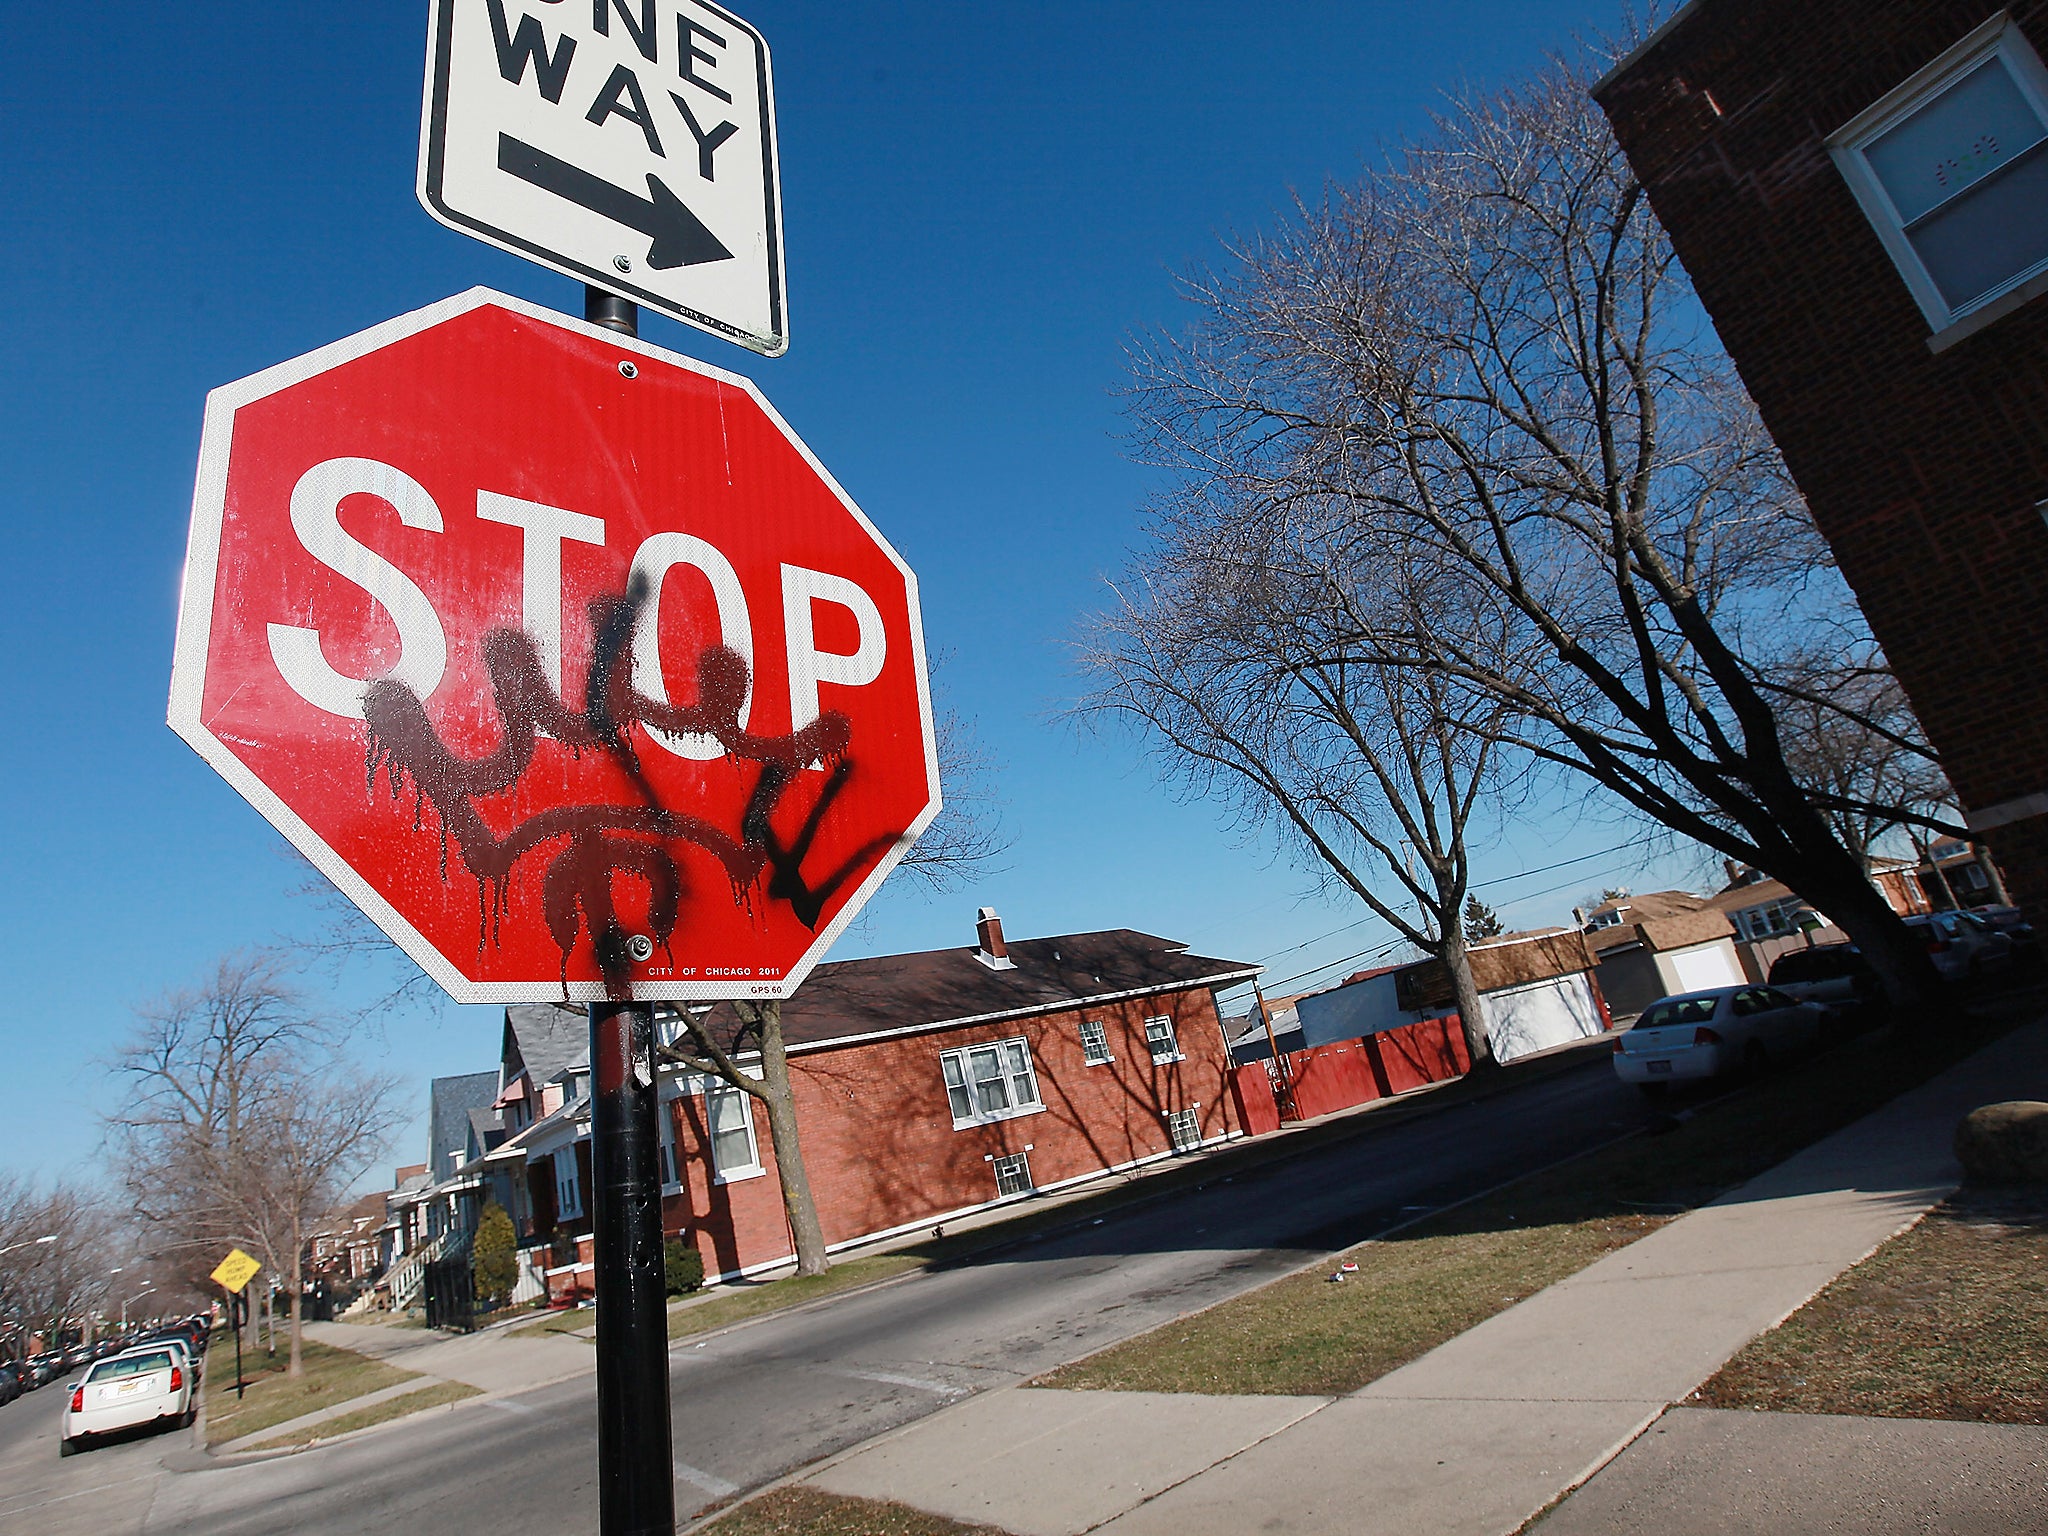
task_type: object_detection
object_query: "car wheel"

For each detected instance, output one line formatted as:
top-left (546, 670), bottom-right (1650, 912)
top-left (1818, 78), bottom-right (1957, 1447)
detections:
top-left (59, 1436), bottom-right (78, 1457)
top-left (183, 1406), bottom-right (197, 1429)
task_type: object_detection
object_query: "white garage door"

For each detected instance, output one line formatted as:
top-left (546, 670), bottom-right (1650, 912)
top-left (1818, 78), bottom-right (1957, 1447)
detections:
top-left (1667, 943), bottom-right (1744, 994)
top-left (1480, 973), bottom-right (1604, 1063)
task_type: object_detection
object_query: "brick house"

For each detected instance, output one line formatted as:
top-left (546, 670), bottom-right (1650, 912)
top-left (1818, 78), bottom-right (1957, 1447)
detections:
top-left (1595, 3), bottom-right (2048, 920)
top-left (495, 912), bottom-right (1259, 1295)
top-left (654, 912), bottom-right (1259, 1284)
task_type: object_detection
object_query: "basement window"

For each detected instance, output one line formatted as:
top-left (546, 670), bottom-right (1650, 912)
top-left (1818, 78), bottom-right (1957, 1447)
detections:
top-left (1831, 14), bottom-right (2048, 331)
top-left (992, 1151), bottom-right (1034, 1198)
top-left (1166, 1108), bottom-right (1202, 1153)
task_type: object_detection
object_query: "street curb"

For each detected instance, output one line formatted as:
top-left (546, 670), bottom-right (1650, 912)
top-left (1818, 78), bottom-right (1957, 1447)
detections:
top-left (658, 1038), bottom-right (1616, 1356)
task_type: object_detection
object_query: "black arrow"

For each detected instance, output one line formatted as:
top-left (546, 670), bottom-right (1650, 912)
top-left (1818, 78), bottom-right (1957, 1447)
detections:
top-left (497, 134), bottom-right (733, 269)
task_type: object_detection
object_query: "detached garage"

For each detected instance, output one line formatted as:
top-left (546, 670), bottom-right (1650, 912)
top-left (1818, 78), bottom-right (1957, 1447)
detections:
top-left (1294, 929), bottom-right (1611, 1065)
top-left (1582, 894), bottom-right (1745, 1021)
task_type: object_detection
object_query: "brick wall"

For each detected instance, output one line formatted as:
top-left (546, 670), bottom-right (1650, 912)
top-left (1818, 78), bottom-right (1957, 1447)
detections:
top-left (1597, 0), bottom-right (2048, 917)
top-left (661, 983), bottom-right (1240, 1278)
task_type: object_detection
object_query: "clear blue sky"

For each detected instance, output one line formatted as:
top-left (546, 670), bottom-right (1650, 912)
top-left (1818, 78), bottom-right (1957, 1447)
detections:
top-left (2, 0), bottom-right (1686, 1189)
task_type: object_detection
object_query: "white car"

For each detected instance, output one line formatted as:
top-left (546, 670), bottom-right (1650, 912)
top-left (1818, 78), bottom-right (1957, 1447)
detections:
top-left (59, 1345), bottom-right (193, 1454)
top-left (1612, 985), bottom-right (1828, 1093)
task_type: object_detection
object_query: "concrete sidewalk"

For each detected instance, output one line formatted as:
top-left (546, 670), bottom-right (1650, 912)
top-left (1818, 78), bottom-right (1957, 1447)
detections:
top-left (803, 1018), bottom-right (2048, 1536)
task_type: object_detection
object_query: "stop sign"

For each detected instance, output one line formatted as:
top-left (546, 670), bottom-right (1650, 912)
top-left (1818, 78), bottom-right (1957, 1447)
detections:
top-left (170, 289), bottom-right (938, 1003)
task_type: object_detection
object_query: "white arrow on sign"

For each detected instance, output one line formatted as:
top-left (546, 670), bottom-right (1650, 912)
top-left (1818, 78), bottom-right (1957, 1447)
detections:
top-left (419, 0), bottom-right (787, 356)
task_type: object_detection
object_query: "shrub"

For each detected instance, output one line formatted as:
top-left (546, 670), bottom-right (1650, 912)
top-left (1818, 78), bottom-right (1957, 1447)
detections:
top-left (664, 1237), bottom-right (705, 1296)
top-left (471, 1202), bottom-right (518, 1308)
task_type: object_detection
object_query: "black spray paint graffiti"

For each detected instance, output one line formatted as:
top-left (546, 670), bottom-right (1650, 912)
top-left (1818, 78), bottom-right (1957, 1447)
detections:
top-left (361, 573), bottom-right (897, 998)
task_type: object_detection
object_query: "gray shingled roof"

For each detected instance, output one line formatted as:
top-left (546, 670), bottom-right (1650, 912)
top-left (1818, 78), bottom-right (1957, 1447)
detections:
top-left (502, 1003), bottom-right (588, 1092)
top-left (427, 1072), bottom-right (499, 1183)
top-left (702, 929), bottom-right (1259, 1052)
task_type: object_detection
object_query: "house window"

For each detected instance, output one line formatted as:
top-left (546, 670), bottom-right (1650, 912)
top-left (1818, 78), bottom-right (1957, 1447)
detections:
top-left (706, 1085), bottom-right (763, 1182)
top-left (1143, 1016), bottom-right (1182, 1064)
top-left (992, 1151), bottom-right (1033, 1198)
top-left (940, 1038), bottom-right (1044, 1128)
top-left (1831, 16), bottom-right (2048, 331)
top-left (1078, 1020), bottom-right (1111, 1065)
top-left (553, 1149), bottom-right (582, 1221)
top-left (657, 1103), bottom-right (680, 1190)
top-left (1735, 897), bottom-right (1808, 942)
top-left (1166, 1108), bottom-right (1202, 1152)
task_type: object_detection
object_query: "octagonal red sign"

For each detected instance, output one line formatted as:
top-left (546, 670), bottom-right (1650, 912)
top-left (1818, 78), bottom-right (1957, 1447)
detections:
top-left (170, 289), bottom-right (938, 1003)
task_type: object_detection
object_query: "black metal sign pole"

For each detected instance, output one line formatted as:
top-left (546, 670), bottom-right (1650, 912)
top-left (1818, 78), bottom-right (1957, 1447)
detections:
top-left (588, 997), bottom-right (675, 1536)
top-left (583, 277), bottom-right (674, 1536)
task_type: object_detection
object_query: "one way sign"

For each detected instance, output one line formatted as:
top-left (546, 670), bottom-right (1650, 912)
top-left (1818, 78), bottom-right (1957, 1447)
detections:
top-left (420, 0), bottom-right (786, 355)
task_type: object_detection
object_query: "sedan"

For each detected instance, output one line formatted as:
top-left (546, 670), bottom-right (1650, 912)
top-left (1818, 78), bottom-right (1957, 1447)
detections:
top-left (60, 1346), bottom-right (193, 1454)
top-left (1612, 985), bottom-right (1829, 1093)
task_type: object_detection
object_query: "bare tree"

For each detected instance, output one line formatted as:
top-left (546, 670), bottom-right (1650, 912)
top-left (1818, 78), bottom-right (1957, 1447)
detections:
top-left (1078, 496), bottom-right (1520, 1070)
top-left (1121, 50), bottom-right (1946, 1009)
top-left (656, 1000), bottom-right (829, 1275)
top-left (104, 955), bottom-right (403, 1376)
top-left (0, 1177), bottom-right (117, 1351)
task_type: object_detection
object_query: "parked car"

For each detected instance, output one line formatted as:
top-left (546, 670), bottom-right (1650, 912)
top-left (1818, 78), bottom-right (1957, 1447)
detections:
top-left (1962, 903), bottom-right (2031, 935)
top-left (1611, 985), bottom-right (1829, 1093)
top-left (1902, 910), bottom-right (2013, 982)
top-left (1767, 944), bottom-right (1882, 1019)
top-left (133, 1333), bottom-right (199, 1384)
top-left (0, 1362), bottom-right (21, 1406)
top-left (59, 1345), bottom-right (194, 1455)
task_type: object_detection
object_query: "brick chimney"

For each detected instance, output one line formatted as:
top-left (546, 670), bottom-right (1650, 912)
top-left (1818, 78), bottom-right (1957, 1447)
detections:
top-left (974, 907), bottom-right (1015, 970)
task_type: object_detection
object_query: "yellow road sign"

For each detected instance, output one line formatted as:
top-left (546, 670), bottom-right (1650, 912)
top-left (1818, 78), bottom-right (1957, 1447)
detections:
top-left (210, 1248), bottom-right (262, 1294)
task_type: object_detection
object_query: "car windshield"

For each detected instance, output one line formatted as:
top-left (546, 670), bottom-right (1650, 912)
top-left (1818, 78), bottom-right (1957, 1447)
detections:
top-left (1636, 996), bottom-right (1720, 1029)
top-left (88, 1351), bottom-right (173, 1381)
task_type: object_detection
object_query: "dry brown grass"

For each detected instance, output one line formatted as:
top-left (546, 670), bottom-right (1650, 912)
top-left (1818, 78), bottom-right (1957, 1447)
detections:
top-left (1695, 1186), bottom-right (2048, 1423)
top-left (1039, 1000), bottom-right (2036, 1398)
top-left (246, 1379), bottom-right (481, 1449)
top-left (203, 1335), bottom-right (419, 1444)
top-left (693, 1486), bottom-right (1004, 1535)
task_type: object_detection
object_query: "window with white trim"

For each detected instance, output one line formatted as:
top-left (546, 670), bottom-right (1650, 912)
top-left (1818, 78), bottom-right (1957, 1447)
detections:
top-left (1143, 1015), bottom-right (1182, 1064)
top-left (1734, 897), bottom-right (1809, 942)
top-left (1831, 16), bottom-right (2048, 330)
top-left (706, 1085), bottom-right (763, 1182)
top-left (657, 1103), bottom-right (681, 1190)
top-left (992, 1151), bottom-right (1034, 1197)
top-left (553, 1149), bottom-right (583, 1221)
top-left (940, 1038), bottom-right (1043, 1127)
top-left (1078, 1019), bottom-right (1111, 1065)
top-left (1166, 1108), bottom-right (1202, 1152)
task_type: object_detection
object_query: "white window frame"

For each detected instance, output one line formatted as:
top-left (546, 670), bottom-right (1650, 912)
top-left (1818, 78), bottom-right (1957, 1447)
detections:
top-left (553, 1149), bottom-right (583, 1221)
top-left (656, 1100), bottom-right (682, 1193)
top-left (1829, 13), bottom-right (2048, 335)
top-left (1143, 1015), bottom-right (1183, 1064)
top-left (704, 1083), bottom-right (765, 1185)
top-left (991, 1150), bottom-right (1034, 1198)
top-left (1078, 1019), bottom-right (1112, 1066)
top-left (1166, 1107), bottom-right (1202, 1152)
top-left (940, 1037), bottom-right (1045, 1129)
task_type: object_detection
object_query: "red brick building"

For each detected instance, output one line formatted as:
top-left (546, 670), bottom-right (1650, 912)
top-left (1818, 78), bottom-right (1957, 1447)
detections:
top-left (501, 913), bottom-right (1259, 1292)
top-left (1596, 3), bottom-right (2048, 916)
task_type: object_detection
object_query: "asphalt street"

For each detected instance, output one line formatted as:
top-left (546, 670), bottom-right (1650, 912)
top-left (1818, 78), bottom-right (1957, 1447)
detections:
top-left (0, 1058), bottom-right (1653, 1535)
